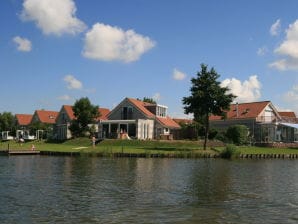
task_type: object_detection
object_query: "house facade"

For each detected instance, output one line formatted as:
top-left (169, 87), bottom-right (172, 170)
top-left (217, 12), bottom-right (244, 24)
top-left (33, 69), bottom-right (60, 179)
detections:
top-left (210, 101), bottom-right (298, 143)
top-left (55, 105), bottom-right (110, 140)
top-left (54, 105), bottom-right (74, 140)
top-left (98, 98), bottom-right (180, 140)
top-left (14, 114), bottom-right (34, 140)
top-left (26, 110), bottom-right (59, 139)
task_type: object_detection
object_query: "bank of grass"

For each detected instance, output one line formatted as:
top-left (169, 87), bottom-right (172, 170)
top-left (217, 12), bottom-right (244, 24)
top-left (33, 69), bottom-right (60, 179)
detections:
top-left (1, 138), bottom-right (298, 157)
top-left (0, 138), bottom-right (217, 156)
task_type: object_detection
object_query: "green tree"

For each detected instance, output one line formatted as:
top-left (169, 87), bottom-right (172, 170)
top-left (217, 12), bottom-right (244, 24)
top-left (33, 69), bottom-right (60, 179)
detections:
top-left (0, 112), bottom-right (15, 132)
top-left (69, 97), bottom-right (99, 137)
top-left (226, 125), bottom-right (249, 145)
top-left (137, 97), bottom-right (157, 104)
top-left (182, 64), bottom-right (235, 150)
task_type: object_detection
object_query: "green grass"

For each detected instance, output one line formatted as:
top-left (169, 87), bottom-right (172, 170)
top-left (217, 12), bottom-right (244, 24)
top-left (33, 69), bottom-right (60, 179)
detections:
top-left (237, 146), bottom-right (298, 155)
top-left (0, 138), bottom-right (216, 155)
top-left (2, 138), bottom-right (298, 156)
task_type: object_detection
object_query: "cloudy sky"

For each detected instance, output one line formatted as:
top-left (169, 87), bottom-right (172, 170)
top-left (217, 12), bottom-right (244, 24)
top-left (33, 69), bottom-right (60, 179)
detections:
top-left (1, 0), bottom-right (298, 117)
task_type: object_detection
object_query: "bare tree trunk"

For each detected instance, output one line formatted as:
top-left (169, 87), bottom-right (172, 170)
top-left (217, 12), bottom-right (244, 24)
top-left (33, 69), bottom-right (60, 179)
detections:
top-left (203, 115), bottom-right (209, 150)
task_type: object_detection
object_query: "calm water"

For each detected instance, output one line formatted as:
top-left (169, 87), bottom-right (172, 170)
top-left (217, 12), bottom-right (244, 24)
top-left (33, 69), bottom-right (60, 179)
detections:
top-left (0, 156), bottom-right (297, 224)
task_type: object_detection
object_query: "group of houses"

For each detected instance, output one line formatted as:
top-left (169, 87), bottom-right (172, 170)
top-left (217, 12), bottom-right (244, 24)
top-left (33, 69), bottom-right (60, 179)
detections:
top-left (1, 97), bottom-right (298, 144)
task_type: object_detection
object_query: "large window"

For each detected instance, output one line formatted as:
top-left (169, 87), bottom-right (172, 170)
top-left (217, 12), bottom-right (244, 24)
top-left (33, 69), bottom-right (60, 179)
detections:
top-left (121, 107), bottom-right (133, 119)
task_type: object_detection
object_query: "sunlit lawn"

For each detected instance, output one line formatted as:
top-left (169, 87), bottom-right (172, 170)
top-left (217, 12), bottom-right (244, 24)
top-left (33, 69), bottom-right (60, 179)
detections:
top-left (1, 139), bottom-right (298, 155)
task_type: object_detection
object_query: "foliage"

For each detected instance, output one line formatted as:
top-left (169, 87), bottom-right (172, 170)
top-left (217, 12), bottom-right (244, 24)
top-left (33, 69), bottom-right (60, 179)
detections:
top-left (226, 125), bottom-right (249, 145)
top-left (0, 112), bottom-right (15, 132)
top-left (178, 122), bottom-right (199, 140)
top-left (214, 131), bottom-right (227, 142)
top-left (220, 144), bottom-right (240, 159)
top-left (196, 126), bottom-right (218, 140)
top-left (182, 64), bottom-right (236, 149)
top-left (208, 128), bottom-right (218, 140)
top-left (69, 97), bottom-right (99, 137)
top-left (137, 97), bottom-right (157, 104)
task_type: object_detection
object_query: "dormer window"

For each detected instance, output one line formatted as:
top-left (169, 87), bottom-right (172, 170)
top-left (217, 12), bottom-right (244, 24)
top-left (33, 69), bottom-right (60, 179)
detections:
top-left (156, 105), bottom-right (167, 117)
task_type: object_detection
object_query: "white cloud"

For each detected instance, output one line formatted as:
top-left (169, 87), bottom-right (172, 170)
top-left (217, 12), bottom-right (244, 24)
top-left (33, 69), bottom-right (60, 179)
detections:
top-left (20, 0), bottom-right (86, 36)
top-left (257, 46), bottom-right (267, 56)
top-left (152, 93), bottom-right (161, 102)
top-left (283, 85), bottom-right (298, 102)
top-left (63, 75), bottom-right (82, 89)
top-left (13, 36), bottom-right (32, 52)
top-left (173, 68), bottom-right (186, 80)
top-left (282, 85), bottom-right (298, 114)
top-left (270, 20), bottom-right (298, 71)
top-left (270, 19), bottom-right (281, 36)
top-left (57, 94), bottom-right (72, 101)
top-left (269, 58), bottom-right (298, 71)
top-left (82, 23), bottom-right (155, 62)
top-left (221, 75), bottom-right (261, 103)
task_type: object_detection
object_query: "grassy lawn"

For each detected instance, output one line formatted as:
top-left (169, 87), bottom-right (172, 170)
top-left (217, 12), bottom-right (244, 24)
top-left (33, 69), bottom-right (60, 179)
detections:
top-left (0, 138), bottom-right (216, 155)
top-left (1, 138), bottom-right (298, 156)
top-left (236, 146), bottom-right (298, 155)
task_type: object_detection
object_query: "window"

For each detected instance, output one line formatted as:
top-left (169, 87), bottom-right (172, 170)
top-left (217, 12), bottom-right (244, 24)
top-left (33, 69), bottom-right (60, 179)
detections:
top-left (122, 106), bottom-right (133, 119)
top-left (156, 105), bottom-right (167, 117)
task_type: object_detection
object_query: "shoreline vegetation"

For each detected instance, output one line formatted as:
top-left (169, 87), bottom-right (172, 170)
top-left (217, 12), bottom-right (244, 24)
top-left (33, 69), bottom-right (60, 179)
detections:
top-left (1, 138), bottom-right (298, 159)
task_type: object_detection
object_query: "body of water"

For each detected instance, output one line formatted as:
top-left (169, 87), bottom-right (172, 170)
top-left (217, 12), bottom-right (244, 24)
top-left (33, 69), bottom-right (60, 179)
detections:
top-left (0, 156), bottom-right (297, 223)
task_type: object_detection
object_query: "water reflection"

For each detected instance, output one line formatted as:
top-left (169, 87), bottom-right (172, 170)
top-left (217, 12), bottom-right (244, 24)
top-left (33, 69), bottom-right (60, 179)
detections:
top-left (0, 156), bottom-right (297, 223)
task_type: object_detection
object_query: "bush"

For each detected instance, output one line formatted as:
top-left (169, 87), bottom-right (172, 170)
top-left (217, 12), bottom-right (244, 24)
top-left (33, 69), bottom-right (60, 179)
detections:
top-left (214, 131), bottom-right (227, 142)
top-left (220, 144), bottom-right (240, 159)
top-left (226, 125), bottom-right (249, 145)
top-left (208, 128), bottom-right (218, 140)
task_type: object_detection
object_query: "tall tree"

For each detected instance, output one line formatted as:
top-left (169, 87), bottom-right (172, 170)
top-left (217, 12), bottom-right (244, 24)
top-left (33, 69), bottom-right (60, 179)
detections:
top-left (182, 64), bottom-right (236, 150)
top-left (0, 112), bottom-right (15, 132)
top-left (69, 97), bottom-right (100, 137)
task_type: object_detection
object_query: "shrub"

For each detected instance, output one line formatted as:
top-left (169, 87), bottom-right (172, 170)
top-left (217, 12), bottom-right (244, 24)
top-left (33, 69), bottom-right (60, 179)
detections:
top-left (208, 128), bottom-right (218, 140)
top-left (226, 125), bottom-right (249, 145)
top-left (220, 144), bottom-right (240, 159)
top-left (214, 131), bottom-right (227, 142)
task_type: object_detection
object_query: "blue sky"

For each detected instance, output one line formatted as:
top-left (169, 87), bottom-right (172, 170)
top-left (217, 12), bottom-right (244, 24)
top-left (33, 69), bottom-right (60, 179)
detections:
top-left (1, 0), bottom-right (298, 117)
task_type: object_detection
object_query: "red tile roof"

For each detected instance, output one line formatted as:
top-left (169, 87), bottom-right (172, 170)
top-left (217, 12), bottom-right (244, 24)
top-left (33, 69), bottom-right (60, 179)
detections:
top-left (156, 116), bottom-right (181, 129)
top-left (173, 118), bottom-right (194, 125)
top-left (209, 101), bottom-right (271, 120)
top-left (62, 105), bottom-right (110, 121)
top-left (63, 105), bottom-right (75, 120)
top-left (97, 108), bottom-right (110, 121)
top-left (279, 111), bottom-right (296, 118)
top-left (35, 110), bottom-right (59, 124)
top-left (15, 114), bottom-right (33, 126)
top-left (127, 98), bottom-right (155, 118)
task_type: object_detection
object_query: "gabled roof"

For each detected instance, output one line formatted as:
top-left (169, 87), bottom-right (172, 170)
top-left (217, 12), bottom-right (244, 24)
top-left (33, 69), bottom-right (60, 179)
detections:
top-left (156, 116), bottom-right (181, 129)
top-left (34, 110), bottom-right (59, 124)
top-left (209, 101), bottom-right (272, 121)
top-left (279, 111), bottom-right (296, 118)
top-left (127, 98), bottom-right (155, 118)
top-left (61, 105), bottom-right (110, 121)
top-left (62, 105), bottom-right (75, 120)
top-left (15, 114), bottom-right (33, 126)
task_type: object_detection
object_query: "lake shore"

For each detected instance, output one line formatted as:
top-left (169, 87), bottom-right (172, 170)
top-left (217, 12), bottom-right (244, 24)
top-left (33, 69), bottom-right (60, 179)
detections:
top-left (1, 138), bottom-right (298, 158)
